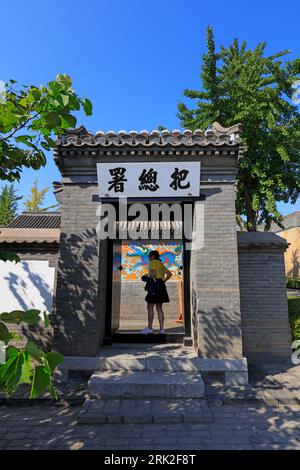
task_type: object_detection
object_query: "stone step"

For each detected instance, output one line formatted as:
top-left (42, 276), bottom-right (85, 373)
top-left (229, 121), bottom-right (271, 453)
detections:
top-left (78, 397), bottom-right (212, 424)
top-left (62, 344), bottom-right (248, 385)
top-left (88, 370), bottom-right (205, 398)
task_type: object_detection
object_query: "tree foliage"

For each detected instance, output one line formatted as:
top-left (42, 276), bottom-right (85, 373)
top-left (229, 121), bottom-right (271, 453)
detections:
top-left (0, 73), bottom-right (91, 397)
top-left (24, 179), bottom-right (59, 212)
top-left (177, 26), bottom-right (300, 230)
top-left (0, 184), bottom-right (22, 226)
top-left (0, 74), bottom-right (92, 182)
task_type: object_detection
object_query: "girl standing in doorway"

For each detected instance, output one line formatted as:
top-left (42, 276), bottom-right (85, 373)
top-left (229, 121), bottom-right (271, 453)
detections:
top-left (140, 250), bottom-right (172, 335)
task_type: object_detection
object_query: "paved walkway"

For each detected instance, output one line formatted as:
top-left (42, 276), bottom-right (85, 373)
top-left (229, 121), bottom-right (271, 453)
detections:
top-left (0, 401), bottom-right (300, 450)
top-left (0, 362), bottom-right (299, 450)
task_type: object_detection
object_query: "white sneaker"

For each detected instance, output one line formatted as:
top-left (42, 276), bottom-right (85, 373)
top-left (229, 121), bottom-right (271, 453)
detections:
top-left (140, 327), bottom-right (154, 335)
top-left (158, 329), bottom-right (165, 334)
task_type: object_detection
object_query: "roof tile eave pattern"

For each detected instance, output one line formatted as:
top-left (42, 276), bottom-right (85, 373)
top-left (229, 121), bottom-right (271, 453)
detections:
top-left (0, 227), bottom-right (61, 244)
top-left (0, 238), bottom-right (59, 244)
top-left (56, 122), bottom-right (243, 149)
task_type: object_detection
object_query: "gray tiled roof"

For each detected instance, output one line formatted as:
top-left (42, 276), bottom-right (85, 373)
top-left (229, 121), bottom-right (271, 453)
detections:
top-left (276, 211), bottom-right (300, 232)
top-left (237, 231), bottom-right (288, 248)
top-left (56, 122), bottom-right (243, 148)
top-left (258, 211), bottom-right (300, 232)
top-left (7, 212), bottom-right (61, 229)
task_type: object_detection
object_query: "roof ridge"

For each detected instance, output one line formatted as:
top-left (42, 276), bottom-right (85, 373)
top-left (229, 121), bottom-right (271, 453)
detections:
top-left (56, 122), bottom-right (243, 148)
top-left (20, 211), bottom-right (61, 215)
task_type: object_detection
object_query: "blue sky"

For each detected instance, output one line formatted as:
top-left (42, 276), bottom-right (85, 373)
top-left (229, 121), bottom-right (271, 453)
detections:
top-left (1, 0), bottom-right (299, 214)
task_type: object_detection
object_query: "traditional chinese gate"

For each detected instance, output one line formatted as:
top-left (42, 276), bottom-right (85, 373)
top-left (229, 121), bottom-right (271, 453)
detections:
top-left (54, 123), bottom-right (247, 362)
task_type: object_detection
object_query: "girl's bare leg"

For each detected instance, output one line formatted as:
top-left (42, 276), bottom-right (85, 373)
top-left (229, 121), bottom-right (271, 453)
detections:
top-left (156, 303), bottom-right (164, 330)
top-left (147, 303), bottom-right (155, 329)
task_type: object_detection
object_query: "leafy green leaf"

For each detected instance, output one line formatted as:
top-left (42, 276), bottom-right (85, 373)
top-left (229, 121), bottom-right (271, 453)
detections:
top-left (44, 111), bottom-right (61, 128)
top-left (25, 341), bottom-right (44, 363)
top-left (49, 381), bottom-right (58, 400)
top-left (30, 88), bottom-right (41, 101)
top-left (19, 351), bottom-right (32, 385)
top-left (30, 365), bottom-right (51, 399)
top-left (15, 135), bottom-right (33, 144)
top-left (0, 310), bottom-right (24, 325)
top-left (0, 322), bottom-right (18, 345)
top-left (45, 351), bottom-right (64, 373)
top-left (0, 347), bottom-right (24, 395)
top-left (0, 322), bottom-right (10, 344)
top-left (41, 141), bottom-right (50, 151)
top-left (83, 98), bottom-right (93, 116)
top-left (60, 94), bottom-right (69, 107)
top-left (0, 251), bottom-right (20, 263)
top-left (60, 112), bottom-right (76, 128)
top-left (43, 311), bottom-right (50, 329)
top-left (23, 309), bottom-right (41, 326)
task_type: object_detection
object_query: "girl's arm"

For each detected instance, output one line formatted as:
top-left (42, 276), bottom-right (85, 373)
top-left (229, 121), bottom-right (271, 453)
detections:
top-left (148, 268), bottom-right (156, 279)
top-left (163, 268), bottom-right (172, 282)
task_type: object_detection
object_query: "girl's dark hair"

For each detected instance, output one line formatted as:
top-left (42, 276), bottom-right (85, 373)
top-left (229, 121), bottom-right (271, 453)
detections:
top-left (149, 250), bottom-right (160, 260)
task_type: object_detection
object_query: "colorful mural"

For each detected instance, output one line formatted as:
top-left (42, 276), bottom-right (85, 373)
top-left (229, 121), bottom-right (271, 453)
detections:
top-left (113, 241), bottom-right (183, 281)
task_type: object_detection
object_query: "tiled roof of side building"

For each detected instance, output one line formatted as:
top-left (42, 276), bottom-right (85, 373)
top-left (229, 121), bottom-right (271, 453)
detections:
top-left (258, 211), bottom-right (300, 233)
top-left (279, 211), bottom-right (300, 231)
top-left (7, 212), bottom-right (61, 229)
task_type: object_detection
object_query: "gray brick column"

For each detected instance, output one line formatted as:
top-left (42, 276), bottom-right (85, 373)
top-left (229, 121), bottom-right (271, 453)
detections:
top-left (190, 184), bottom-right (243, 358)
top-left (53, 183), bottom-right (106, 356)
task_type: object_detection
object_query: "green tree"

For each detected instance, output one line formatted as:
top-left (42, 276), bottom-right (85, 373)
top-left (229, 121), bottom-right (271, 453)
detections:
top-left (24, 179), bottom-right (58, 212)
top-left (0, 184), bottom-right (22, 226)
top-left (177, 26), bottom-right (300, 231)
top-left (0, 74), bottom-right (92, 182)
top-left (0, 74), bottom-right (92, 398)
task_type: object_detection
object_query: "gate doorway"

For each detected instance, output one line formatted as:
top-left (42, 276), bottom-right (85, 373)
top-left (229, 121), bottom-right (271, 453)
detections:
top-left (106, 240), bottom-right (189, 344)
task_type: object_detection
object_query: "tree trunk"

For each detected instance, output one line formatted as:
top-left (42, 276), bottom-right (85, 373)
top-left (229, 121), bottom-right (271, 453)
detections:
top-left (244, 187), bottom-right (257, 231)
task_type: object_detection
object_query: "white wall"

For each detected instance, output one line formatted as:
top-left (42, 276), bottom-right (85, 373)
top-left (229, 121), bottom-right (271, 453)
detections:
top-left (0, 260), bottom-right (55, 314)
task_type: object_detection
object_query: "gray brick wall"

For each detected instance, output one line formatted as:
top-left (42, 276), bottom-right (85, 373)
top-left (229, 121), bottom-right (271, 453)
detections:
top-left (53, 184), bottom-right (106, 356)
top-left (190, 185), bottom-right (243, 359)
top-left (238, 235), bottom-right (291, 361)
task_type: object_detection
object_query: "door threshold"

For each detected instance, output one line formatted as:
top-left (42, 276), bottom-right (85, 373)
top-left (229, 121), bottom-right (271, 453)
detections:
top-left (111, 332), bottom-right (184, 344)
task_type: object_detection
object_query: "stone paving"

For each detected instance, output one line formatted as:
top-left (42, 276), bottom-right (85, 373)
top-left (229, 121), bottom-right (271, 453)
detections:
top-left (0, 401), bottom-right (300, 450)
top-left (0, 361), bottom-right (299, 450)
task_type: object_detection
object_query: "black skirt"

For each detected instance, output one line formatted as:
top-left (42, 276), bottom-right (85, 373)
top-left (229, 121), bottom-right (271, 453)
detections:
top-left (145, 279), bottom-right (170, 304)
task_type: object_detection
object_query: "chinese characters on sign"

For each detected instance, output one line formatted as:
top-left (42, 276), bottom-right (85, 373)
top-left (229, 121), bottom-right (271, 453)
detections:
top-left (138, 168), bottom-right (159, 192)
top-left (169, 168), bottom-right (191, 191)
top-left (97, 162), bottom-right (200, 198)
top-left (108, 167), bottom-right (127, 193)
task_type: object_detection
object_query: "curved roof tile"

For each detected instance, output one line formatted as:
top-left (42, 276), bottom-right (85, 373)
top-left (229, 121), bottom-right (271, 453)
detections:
top-left (56, 122), bottom-right (243, 148)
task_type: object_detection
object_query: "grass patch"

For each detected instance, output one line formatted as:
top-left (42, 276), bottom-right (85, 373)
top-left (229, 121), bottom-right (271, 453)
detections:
top-left (288, 296), bottom-right (300, 341)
